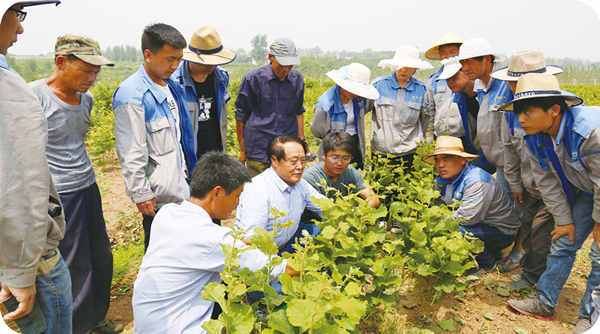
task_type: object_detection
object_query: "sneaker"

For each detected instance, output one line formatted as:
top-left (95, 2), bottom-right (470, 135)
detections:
top-left (92, 319), bottom-right (124, 334)
top-left (572, 317), bottom-right (592, 334)
top-left (507, 297), bottom-right (555, 321)
top-left (508, 274), bottom-right (534, 289)
top-left (499, 250), bottom-right (524, 273)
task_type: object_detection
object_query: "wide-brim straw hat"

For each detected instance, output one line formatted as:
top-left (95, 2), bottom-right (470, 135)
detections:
top-left (183, 26), bottom-right (236, 66)
top-left (423, 136), bottom-right (479, 164)
top-left (378, 46), bottom-right (433, 71)
top-left (491, 50), bottom-right (563, 82)
top-left (425, 32), bottom-right (463, 60)
top-left (326, 63), bottom-right (379, 100)
top-left (436, 57), bottom-right (462, 81)
top-left (458, 37), bottom-right (506, 63)
top-left (499, 73), bottom-right (583, 111)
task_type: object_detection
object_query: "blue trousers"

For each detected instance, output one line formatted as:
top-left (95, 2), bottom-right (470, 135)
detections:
top-left (459, 223), bottom-right (516, 268)
top-left (59, 183), bottom-right (113, 334)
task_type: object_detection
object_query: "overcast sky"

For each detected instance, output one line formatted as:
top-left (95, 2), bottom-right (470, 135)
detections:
top-left (8, 0), bottom-right (600, 61)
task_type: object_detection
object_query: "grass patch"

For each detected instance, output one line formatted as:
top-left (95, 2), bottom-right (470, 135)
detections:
top-left (112, 238), bottom-right (144, 286)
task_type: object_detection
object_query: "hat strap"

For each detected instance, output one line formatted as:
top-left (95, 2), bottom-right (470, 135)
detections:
top-left (515, 90), bottom-right (562, 99)
top-left (189, 45), bottom-right (223, 55)
top-left (507, 67), bottom-right (546, 77)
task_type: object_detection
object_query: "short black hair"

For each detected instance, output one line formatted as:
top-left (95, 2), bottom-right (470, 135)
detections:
top-left (513, 96), bottom-right (567, 115)
top-left (473, 55), bottom-right (495, 63)
top-left (267, 136), bottom-right (308, 162)
top-left (322, 131), bottom-right (354, 155)
top-left (141, 23), bottom-right (186, 54)
top-left (190, 152), bottom-right (251, 198)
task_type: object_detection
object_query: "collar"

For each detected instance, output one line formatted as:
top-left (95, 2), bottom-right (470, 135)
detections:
top-left (390, 74), bottom-right (416, 91)
top-left (137, 65), bottom-right (169, 103)
top-left (181, 61), bottom-right (195, 88)
top-left (474, 77), bottom-right (493, 93)
top-left (436, 163), bottom-right (471, 187)
top-left (554, 111), bottom-right (570, 146)
top-left (0, 54), bottom-right (9, 70)
top-left (266, 167), bottom-right (293, 193)
top-left (180, 200), bottom-right (214, 222)
top-left (264, 64), bottom-right (288, 83)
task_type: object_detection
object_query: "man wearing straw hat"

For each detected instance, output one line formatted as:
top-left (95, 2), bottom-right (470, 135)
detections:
top-left (235, 38), bottom-right (307, 177)
top-left (310, 63), bottom-right (379, 169)
top-left (503, 73), bottom-right (600, 332)
top-left (491, 51), bottom-right (563, 286)
top-left (172, 26), bottom-right (235, 160)
top-left (425, 32), bottom-right (465, 138)
top-left (0, 1), bottom-right (72, 332)
top-left (424, 136), bottom-right (520, 275)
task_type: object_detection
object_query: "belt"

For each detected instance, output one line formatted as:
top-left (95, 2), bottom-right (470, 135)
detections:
top-left (37, 248), bottom-right (60, 275)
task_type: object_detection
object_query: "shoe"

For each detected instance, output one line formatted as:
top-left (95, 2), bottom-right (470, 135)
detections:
top-left (499, 250), bottom-right (524, 273)
top-left (508, 274), bottom-right (534, 289)
top-left (507, 297), bottom-right (555, 321)
top-left (390, 220), bottom-right (402, 234)
top-left (92, 319), bottom-right (124, 334)
top-left (572, 317), bottom-right (592, 334)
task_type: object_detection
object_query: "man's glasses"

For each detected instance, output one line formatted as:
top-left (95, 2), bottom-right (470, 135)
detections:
top-left (327, 155), bottom-right (352, 163)
top-left (8, 8), bottom-right (27, 22)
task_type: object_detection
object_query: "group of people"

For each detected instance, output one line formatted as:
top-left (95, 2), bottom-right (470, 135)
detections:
top-left (1, 1), bottom-right (599, 334)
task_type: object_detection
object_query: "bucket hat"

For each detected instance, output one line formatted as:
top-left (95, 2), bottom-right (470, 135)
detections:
top-left (425, 32), bottom-right (463, 60)
top-left (491, 50), bottom-right (563, 81)
top-left (458, 37), bottom-right (506, 63)
top-left (326, 63), bottom-right (379, 100)
top-left (269, 38), bottom-right (300, 66)
top-left (183, 26), bottom-right (236, 66)
top-left (436, 56), bottom-right (462, 81)
top-left (378, 46), bottom-right (433, 71)
top-left (499, 73), bottom-right (583, 111)
top-left (423, 136), bottom-right (479, 164)
top-left (55, 34), bottom-right (113, 66)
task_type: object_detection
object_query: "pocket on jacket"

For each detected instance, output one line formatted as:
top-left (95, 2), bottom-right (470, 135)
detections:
top-left (147, 118), bottom-right (175, 156)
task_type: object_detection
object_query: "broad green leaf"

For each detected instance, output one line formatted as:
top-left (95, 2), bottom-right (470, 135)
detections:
top-left (438, 319), bottom-right (456, 331)
top-left (225, 303), bottom-right (255, 334)
top-left (202, 282), bottom-right (226, 306)
top-left (267, 309), bottom-right (296, 334)
top-left (286, 299), bottom-right (318, 331)
top-left (321, 226), bottom-right (336, 239)
top-left (344, 281), bottom-right (362, 297)
top-left (201, 319), bottom-right (224, 334)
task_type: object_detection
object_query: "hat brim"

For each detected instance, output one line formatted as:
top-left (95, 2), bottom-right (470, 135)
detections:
top-left (458, 52), bottom-right (507, 63)
top-left (74, 54), bottom-right (114, 67)
top-left (491, 65), bottom-right (564, 82)
top-left (500, 91), bottom-right (583, 112)
top-left (326, 71), bottom-right (379, 100)
top-left (436, 63), bottom-right (462, 81)
top-left (183, 47), bottom-right (236, 66)
top-left (274, 55), bottom-right (300, 66)
top-left (13, 0), bottom-right (60, 7)
top-left (422, 150), bottom-right (480, 164)
top-left (425, 41), bottom-right (463, 60)
top-left (378, 58), bottom-right (433, 71)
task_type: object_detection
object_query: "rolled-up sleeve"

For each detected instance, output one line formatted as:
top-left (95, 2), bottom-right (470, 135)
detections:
top-left (580, 128), bottom-right (600, 223)
top-left (501, 118), bottom-right (524, 194)
top-left (295, 76), bottom-right (306, 115)
top-left (310, 106), bottom-right (330, 139)
top-left (235, 77), bottom-right (254, 123)
top-left (454, 181), bottom-right (493, 226)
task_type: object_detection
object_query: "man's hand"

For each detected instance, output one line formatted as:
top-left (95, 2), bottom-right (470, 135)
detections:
top-left (1, 283), bottom-right (36, 321)
top-left (551, 223), bottom-right (575, 244)
top-left (136, 198), bottom-right (156, 216)
top-left (513, 192), bottom-right (524, 205)
top-left (239, 151), bottom-right (246, 163)
top-left (593, 222), bottom-right (600, 247)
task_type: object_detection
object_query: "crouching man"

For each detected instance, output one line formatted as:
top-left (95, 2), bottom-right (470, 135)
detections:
top-left (423, 136), bottom-right (520, 275)
top-left (132, 152), bottom-right (298, 333)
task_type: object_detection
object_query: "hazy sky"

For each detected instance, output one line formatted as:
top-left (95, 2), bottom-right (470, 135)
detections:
top-left (8, 0), bottom-right (600, 61)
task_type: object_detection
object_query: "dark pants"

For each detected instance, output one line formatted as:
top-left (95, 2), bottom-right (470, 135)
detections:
top-left (521, 200), bottom-right (554, 284)
top-left (142, 214), bottom-right (154, 252)
top-left (58, 183), bottom-right (113, 334)
top-left (371, 151), bottom-right (415, 208)
top-left (459, 224), bottom-right (516, 268)
top-left (349, 134), bottom-right (364, 170)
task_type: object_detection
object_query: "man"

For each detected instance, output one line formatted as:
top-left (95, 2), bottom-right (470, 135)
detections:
top-left (235, 38), bottom-right (306, 176)
top-left (423, 136), bottom-right (520, 275)
top-left (425, 32), bottom-right (464, 138)
top-left (303, 131), bottom-right (380, 208)
top-left (113, 23), bottom-right (197, 251)
top-left (132, 152), bottom-right (299, 334)
top-left (458, 37), bottom-right (513, 190)
top-left (0, 1), bottom-right (71, 333)
top-left (30, 34), bottom-right (121, 334)
top-left (235, 136), bottom-right (325, 254)
top-left (172, 26), bottom-right (235, 159)
top-left (504, 73), bottom-right (600, 334)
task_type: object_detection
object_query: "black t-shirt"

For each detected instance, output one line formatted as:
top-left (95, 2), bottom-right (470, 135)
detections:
top-left (193, 72), bottom-right (222, 158)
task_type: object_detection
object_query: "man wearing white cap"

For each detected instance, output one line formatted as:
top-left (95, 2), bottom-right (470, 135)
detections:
top-left (502, 74), bottom-right (599, 333)
top-left (310, 63), bottom-right (379, 169)
top-left (172, 26), bottom-right (235, 160)
top-left (0, 1), bottom-right (72, 332)
top-left (423, 136), bottom-right (520, 276)
top-left (371, 46), bottom-right (434, 173)
top-left (425, 32), bottom-right (465, 138)
top-left (235, 38), bottom-right (307, 176)
top-left (458, 38), bottom-right (513, 193)
top-left (492, 51), bottom-right (563, 286)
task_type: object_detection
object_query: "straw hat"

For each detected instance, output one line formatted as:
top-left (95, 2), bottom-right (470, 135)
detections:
top-left (491, 50), bottom-right (563, 81)
top-left (183, 26), bottom-right (236, 66)
top-left (326, 63), bottom-right (379, 100)
top-left (499, 73), bottom-right (583, 111)
top-left (378, 46), bottom-right (433, 71)
top-left (425, 32), bottom-right (463, 60)
top-left (423, 136), bottom-right (479, 164)
top-left (458, 37), bottom-right (506, 63)
top-left (436, 56), bottom-right (462, 81)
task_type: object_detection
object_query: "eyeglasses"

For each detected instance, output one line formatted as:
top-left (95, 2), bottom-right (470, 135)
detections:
top-left (327, 155), bottom-right (352, 163)
top-left (284, 157), bottom-right (307, 166)
top-left (8, 8), bottom-right (27, 22)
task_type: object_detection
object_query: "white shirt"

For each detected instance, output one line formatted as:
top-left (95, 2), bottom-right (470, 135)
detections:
top-left (132, 201), bottom-right (287, 334)
top-left (344, 102), bottom-right (357, 135)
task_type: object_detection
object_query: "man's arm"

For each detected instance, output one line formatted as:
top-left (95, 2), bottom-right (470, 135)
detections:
top-left (235, 120), bottom-right (246, 163)
top-left (297, 114), bottom-right (305, 141)
top-left (359, 188), bottom-right (381, 208)
top-left (529, 152), bottom-right (573, 227)
top-left (581, 128), bottom-right (600, 245)
top-left (500, 116), bottom-right (524, 203)
top-left (303, 181), bottom-right (327, 217)
top-left (234, 184), bottom-right (271, 238)
top-left (310, 106), bottom-right (331, 140)
top-left (453, 181), bottom-right (494, 225)
top-left (235, 77), bottom-right (253, 162)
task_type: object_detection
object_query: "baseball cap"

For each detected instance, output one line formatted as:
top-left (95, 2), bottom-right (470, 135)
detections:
top-left (55, 34), bottom-right (113, 66)
top-left (269, 38), bottom-right (300, 66)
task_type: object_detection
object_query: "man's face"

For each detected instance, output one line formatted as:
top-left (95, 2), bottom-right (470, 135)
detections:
top-left (213, 185), bottom-right (244, 219)
top-left (395, 67), bottom-right (417, 82)
top-left (322, 148), bottom-right (352, 178)
top-left (438, 44), bottom-right (460, 60)
top-left (434, 154), bottom-right (467, 179)
top-left (188, 62), bottom-right (217, 76)
top-left (339, 87), bottom-right (357, 101)
top-left (0, 5), bottom-right (24, 54)
top-left (268, 54), bottom-right (293, 81)
top-left (144, 44), bottom-right (183, 80)
top-left (460, 56), bottom-right (491, 81)
top-left (517, 105), bottom-right (557, 135)
top-left (446, 70), bottom-right (471, 93)
top-left (56, 56), bottom-right (101, 93)
top-left (271, 141), bottom-right (306, 185)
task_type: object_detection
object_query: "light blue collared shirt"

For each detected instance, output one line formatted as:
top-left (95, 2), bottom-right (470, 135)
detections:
top-left (132, 201), bottom-right (286, 334)
top-left (235, 167), bottom-right (325, 247)
top-left (0, 54), bottom-right (11, 71)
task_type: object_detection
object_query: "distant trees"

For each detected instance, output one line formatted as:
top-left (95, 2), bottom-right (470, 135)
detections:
top-left (250, 34), bottom-right (268, 64)
top-left (103, 45), bottom-right (142, 63)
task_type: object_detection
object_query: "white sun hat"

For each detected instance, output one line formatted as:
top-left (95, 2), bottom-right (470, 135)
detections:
top-left (491, 50), bottom-right (563, 81)
top-left (436, 57), bottom-right (462, 81)
top-left (378, 46), bottom-right (433, 71)
top-left (326, 63), bottom-right (379, 100)
top-left (499, 73), bottom-right (583, 111)
top-left (458, 37), bottom-right (506, 63)
top-left (425, 32), bottom-right (463, 60)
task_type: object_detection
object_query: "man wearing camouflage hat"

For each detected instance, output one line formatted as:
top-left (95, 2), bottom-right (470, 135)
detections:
top-left (235, 37), bottom-right (308, 176)
top-left (29, 34), bottom-right (122, 334)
